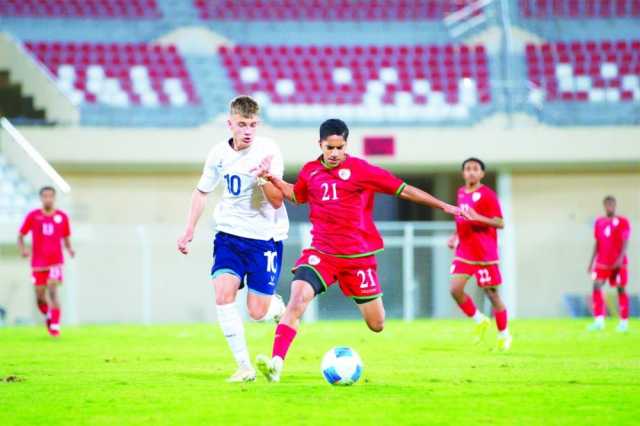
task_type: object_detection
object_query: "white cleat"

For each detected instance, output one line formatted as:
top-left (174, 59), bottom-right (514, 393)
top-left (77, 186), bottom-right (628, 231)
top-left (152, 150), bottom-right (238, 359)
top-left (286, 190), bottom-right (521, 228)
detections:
top-left (256, 354), bottom-right (283, 383)
top-left (616, 322), bottom-right (629, 333)
top-left (226, 367), bottom-right (256, 383)
top-left (587, 322), bottom-right (605, 332)
top-left (497, 333), bottom-right (512, 351)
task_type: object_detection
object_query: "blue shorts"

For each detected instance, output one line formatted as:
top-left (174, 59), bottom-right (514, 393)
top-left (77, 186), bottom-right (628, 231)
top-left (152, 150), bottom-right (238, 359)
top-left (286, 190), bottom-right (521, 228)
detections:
top-left (211, 231), bottom-right (284, 296)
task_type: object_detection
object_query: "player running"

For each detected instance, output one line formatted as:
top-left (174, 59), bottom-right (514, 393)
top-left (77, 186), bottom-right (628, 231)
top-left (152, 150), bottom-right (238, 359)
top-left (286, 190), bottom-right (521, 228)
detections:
top-left (587, 195), bottom-right (631, 332)
top-left (447, 158), bottom-right (512, 351)
top-left (253, 118), bottom-right (463, 382)
top-left (17, 186), bottom-right (74, 337)
top-left (177, 96), bottom-right (288, 382)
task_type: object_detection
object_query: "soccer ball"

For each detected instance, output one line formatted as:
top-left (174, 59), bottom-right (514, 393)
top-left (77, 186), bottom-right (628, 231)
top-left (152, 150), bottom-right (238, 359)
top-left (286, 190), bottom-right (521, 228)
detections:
top-left (320, 346), bottom-right (363, 386)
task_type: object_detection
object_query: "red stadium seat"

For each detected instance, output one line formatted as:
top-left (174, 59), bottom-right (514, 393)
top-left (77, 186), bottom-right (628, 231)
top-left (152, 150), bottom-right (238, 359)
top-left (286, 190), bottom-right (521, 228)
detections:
top-left (525, 39), bottom-right (640, 103)
top-left (0, 0), bottom-right (161, 18)
top-left (219, 43), bottom-right (492, 109)
top-left (195, 0), bottom-right (480, 21)
top-left (24, 41), bottom-right (199, 107)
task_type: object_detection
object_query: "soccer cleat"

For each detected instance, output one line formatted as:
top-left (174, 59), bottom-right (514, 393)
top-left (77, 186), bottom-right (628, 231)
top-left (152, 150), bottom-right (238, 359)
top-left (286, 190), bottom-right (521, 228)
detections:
top-left (616, 322), bottom-right (629, 333)
top-left (256, 354), bottom-right (283, 383)
top-left (473, 317), bottom-right (491, 344)
top-left (587, 322), bottom-right (605, 332)
top-left (226, 367), bottom-right (256, 383)
top-left (47, 322), bottom-right (60, 337)
top-left (497, 333), bottom-right (512, 351)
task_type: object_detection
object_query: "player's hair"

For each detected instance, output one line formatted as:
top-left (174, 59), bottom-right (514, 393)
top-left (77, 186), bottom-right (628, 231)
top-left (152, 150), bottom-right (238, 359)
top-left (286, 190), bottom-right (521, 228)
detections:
top-left (603, 195), bottom-right (616, 203)
top-left (319, 118), bottom-right (349, 141)
top-left (461, 157), bottom-right (485, 171)
top-left (229, 95), bottom-right (259, 117)
top-left (39, 186), bottom-right (56, 195)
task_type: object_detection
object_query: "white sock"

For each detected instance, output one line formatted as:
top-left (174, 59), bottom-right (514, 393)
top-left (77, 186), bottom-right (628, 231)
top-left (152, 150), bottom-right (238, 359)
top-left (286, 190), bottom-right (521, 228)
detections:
top-left (258, 295), bottom-right (286, 322)
top-left (620, 319), bottom-right (628, 326)
top-left (472, 310), bottom-right (486, 324)
top-left (499, 329), bottom-right (510, 338)
top-left (216, 303), bottom-right (251, 370)
top-left (595, 315), bottom-right (605, 326)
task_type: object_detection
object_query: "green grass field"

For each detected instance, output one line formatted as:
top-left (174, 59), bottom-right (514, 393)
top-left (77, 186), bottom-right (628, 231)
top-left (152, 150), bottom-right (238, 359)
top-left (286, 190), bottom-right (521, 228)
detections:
top-left (1, 319), bottom-right (638, 426)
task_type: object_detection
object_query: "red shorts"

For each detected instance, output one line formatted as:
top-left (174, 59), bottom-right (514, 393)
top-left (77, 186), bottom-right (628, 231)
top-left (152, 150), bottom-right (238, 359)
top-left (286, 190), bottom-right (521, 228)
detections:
top-left (293, 249), bottom-right (382, 302)
top-left (450, 260), bottom-right (502, 287)
top-left (592, 267), bottom-right (628, 287)
top-left (32, 265), bottom-right (63, 286)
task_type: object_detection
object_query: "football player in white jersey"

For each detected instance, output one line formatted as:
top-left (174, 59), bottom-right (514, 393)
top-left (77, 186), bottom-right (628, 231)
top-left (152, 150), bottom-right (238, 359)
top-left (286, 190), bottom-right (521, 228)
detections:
top-left (177, 96), bottom-right (288, 382)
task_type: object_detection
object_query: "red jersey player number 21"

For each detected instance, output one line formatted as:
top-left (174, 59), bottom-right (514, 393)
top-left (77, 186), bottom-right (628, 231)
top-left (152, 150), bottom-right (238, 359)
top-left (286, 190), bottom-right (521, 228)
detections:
top-left (251, 118), bottom-right (464, 383)
top-left (18, 186), bottom-right (74, 337)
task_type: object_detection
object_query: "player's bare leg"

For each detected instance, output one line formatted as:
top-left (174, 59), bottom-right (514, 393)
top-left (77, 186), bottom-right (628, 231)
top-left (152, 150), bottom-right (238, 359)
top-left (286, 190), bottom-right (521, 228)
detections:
top-left (46, 282), bottom-right (61, 337)
top-left (257, 280), bottom-right (315, 382)
top-left (34, 285), bottom-right (50, 330)
top-left (588, 281), bottom-right (606, 331)
top-left (450, 275), bottom-right (489, 343)
top-left (246, 292), bottom-right (285, 324)
top-left (616, 286), bottom-right (629, 333)
top-left (356, 298), bottom-right (385, 332)
top-left (213, 273), bottom-right (255, 382)
top-left (484, 287), bottom-right (511, 351)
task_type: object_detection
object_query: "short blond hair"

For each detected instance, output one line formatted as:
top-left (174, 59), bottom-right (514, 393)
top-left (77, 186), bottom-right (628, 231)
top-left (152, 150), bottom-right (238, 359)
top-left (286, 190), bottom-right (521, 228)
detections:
top-left (230, 95), bottom-right (259, 117)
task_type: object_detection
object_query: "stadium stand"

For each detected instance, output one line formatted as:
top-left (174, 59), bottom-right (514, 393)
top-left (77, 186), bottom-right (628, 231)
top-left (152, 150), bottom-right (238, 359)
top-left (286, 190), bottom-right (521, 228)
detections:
top-left (526, 40), bottom-right (640, 103)
top-left (24, 41), bottom-right (199, 108)
top-left (194, 0), bottom-right (479, 21)
top-left (219, 44), bottom-right (492, 123)
top-left (0, 153), bottom-right (36, 222)
top-left (0, 0), bottom-right (162, 19)
top-left (519, 0), bottom-right (640, 18)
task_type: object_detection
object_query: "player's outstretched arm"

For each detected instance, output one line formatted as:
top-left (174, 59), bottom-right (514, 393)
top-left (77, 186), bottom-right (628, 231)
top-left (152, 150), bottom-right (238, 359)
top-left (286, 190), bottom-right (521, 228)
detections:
top-left (258, 179), bottom-right (284, 209)
top-left (17, 234), bottom-right (29, 258)
top-left (464, 207), bottom-right (504, 229)
top-left (267, 175), bottom-right (296, 203)
top-left (398, 184), bottom-right (461, 216)
top-left (177, 189), bottom-right (208, 255)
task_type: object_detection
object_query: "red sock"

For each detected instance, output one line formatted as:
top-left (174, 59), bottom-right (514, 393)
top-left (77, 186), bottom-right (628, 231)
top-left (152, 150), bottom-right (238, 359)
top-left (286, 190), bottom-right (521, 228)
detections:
top-left (618, 292), bottom-right (629, 320)
top-left (272, 324), bottom-right (297, 360)
top-left (592, 289), bottom-right (605, 317)
top-left (37, 302), bottom-right (48, 315)
top-left (50, 308), bottom-right (61, 330)
top-left (457, 295), bottom-right (477, 317)
top-left (494, 309), bottom-right (508, 332)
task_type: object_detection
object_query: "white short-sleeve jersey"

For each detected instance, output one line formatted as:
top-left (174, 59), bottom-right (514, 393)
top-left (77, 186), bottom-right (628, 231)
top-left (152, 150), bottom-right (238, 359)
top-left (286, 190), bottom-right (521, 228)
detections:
top-left (197, 137), bottom-right (289, 241)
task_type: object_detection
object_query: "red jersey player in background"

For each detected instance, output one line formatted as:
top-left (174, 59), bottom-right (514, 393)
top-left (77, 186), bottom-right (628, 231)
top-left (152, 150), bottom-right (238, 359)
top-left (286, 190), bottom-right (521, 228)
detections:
top-left (587, 195), bottom-right (631, 332)
top-left (447, 158), bottom-right (512, 351)
top-left (252, 119), bottom-right (464, 382)
top-left (17, 186), bottom-right (74, 337)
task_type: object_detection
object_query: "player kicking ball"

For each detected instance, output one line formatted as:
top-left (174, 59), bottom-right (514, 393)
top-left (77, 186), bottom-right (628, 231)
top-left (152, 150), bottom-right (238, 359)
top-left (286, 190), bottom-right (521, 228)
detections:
top-left (447, 158), bottom-right (512, 351)
top-left (18, 186), bottom-right (74, 337)
top-left (177, 96), bottom-right (288, 382)
top-left (253, 119), bottom-right (463, 382)
top-left (587, 195), bottom-right (631, 332)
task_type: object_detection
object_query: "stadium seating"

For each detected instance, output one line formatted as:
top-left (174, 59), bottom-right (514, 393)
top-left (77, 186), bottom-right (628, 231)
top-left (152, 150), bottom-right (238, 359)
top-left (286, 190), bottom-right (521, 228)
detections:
top-left (0, 154), bottom-right (36, 222)
top-left (24, 42), bottom-right (200, 108)
top-left (525, 40), bottom-right (640, 103)
top-left (219, 44), bottom-right (491, 122)
top-left (519, 0), bottom-right (640, 18)
top-left (195, 0), bottom-right (478, 21)
top-left (0, 0), bottom-right (162, 19)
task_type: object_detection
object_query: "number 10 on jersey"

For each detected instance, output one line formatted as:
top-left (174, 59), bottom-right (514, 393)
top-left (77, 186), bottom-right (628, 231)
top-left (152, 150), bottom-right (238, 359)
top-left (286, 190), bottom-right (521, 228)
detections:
top-left (224, 174), bottom-right (241, 196)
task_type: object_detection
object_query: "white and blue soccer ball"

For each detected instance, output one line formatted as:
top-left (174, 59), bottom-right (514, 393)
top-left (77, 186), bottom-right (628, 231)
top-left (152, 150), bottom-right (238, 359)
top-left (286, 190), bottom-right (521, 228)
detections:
top-left (321, 346), bottom-right (363, 386)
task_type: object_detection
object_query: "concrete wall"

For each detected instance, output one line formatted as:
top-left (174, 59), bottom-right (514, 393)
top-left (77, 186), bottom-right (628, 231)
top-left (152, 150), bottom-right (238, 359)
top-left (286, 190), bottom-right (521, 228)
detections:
top-left (512, 171), bottom-right (640, 317)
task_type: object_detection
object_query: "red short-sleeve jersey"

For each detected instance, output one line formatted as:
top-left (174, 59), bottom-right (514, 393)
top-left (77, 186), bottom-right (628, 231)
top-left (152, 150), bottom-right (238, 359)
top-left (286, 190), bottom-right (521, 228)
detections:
top-left (455, 185), bottom-right (502, 264)
top-left (19, 209), bottom-right (71, 268)
top-left (293, 155), bottom-right (406, 256)
top-left (594, 215), bottom-right (630, 268)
